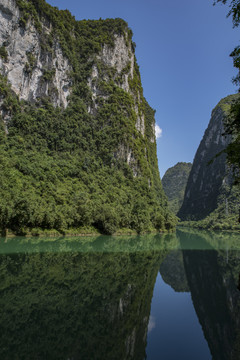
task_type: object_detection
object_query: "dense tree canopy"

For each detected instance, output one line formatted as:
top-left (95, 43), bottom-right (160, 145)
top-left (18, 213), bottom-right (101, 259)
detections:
top-left (214, 0), bottom-right (240, 182)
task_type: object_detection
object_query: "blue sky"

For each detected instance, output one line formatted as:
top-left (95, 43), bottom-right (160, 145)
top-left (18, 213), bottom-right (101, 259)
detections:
top-left (48, 0), bottom-right (239, 177)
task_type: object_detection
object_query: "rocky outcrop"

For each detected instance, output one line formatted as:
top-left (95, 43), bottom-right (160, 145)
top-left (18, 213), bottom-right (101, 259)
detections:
top-left (178, 95), bottom-right (239, 220)
top-left (0, 0), bottom-right (71, 112)
top-left (86, 30), bottom-right (154, 176)
top-left (87, 34), bottom-right (145, 137)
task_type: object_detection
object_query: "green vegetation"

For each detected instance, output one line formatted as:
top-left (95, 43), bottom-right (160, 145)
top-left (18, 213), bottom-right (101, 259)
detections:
top-left (162, 162), bottom-right (192, 214)
top-left (214, 1), bottom-right (240, 182)
top-left (0, 46), bottom-right (8, 62)
top-left (181, 0), bottom-right (240, 232)
top-left (24, 52), bottom-right (37, 75)
top-left (179, 184), bottom-right (240, 231)
top-left (179, 218), bottom-right (240, 232)
top-left (223, 100), bottom-right (240, 183)
top-left (178, 94), bottom-right (240, 229)
top-left (0, 0), bottom-right (176, 235)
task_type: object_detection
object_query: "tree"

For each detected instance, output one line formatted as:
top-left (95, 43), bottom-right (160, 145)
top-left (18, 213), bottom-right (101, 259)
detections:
top-left (214, 0), bottom-right (240, 183)
top-left (214, 1), bottom-right (240, 27)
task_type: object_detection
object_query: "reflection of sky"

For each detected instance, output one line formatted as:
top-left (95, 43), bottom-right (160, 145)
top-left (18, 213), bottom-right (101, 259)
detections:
top-left (146, 273), bottom-right (211, 360)
top-left (147, 315), bottom-right (156, 333)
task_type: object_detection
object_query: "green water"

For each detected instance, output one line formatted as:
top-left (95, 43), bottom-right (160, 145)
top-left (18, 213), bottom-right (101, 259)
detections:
top-left (0, 228), bottom-right (239, 359)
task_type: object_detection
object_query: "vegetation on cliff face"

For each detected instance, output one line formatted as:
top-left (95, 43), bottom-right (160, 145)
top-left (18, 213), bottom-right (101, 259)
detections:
top-left (223, 99), bottom-right (240, 184)
top-left (178, 0), bottom-right (240, 231)
top-left (177, 1), bottom-right (240, 231)
top-left (214, 0), bottom-right (240, 183)
top-left (162, 162), bottom-right (192, 214)
top-left (179, 185), bottom-right (240, 231)
top-left (178, 95), bottom-right (240, 231)
top-left (0, 0), bottom-right (176, 235)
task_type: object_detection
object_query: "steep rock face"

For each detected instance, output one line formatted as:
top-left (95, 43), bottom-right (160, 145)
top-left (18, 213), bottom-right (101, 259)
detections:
top-left (87, 35), bottom-right (147, 173)
top-left (0, 1), bottom-right (151, 174)
top-left (0, 0), bottom-right (174, 234)
top-left (162, 162), bottom-right (192, 214)
top-left (178, 95), bottom-right (239, 221)
top-left (87, 35), bottom-right (134, 108)
top-left (0, 0), bottom-right (146, 138)
top-left (88, 35), bottom-right (145, 136)
top-left (0, 0), bottom-right (71, 112)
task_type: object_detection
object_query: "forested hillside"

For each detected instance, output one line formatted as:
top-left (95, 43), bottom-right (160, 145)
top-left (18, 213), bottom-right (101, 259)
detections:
top-left (0, 0), bottom-right (176, 235)
top-left (162, 162), bottom-right (192, 214)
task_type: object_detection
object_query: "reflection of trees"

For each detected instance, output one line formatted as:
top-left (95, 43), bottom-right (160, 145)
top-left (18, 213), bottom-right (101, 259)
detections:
top-left (0, 232), bottom-right (179, 255)
top-left (177, 230), bottom-right (240, 360)
top-left (0, 235), bottom-right (172, 360)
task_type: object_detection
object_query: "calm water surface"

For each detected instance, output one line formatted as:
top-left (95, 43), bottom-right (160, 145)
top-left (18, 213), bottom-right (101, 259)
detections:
top-left (0, 228), bottom-right (239, 359)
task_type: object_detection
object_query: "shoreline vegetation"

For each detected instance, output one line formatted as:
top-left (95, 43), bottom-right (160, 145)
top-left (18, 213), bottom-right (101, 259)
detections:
top-left (1, 221), bottom-right (240, 238)
top-left (178, 221), bottom-right (240, 233)
top-left (0, 226), bottom-right (174, 238)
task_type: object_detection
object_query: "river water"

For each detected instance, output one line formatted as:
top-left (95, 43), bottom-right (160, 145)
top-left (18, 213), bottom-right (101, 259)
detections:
top-left (0, 228), bottom-right (239, 359)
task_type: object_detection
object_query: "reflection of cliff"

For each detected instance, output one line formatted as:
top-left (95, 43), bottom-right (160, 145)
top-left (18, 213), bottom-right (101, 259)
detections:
top-left (159, 251), bottom-right (189, 292)
top-left (178, 231), bottom-right (240, 360)
top-left (0, 245), bottom-right (168, 360)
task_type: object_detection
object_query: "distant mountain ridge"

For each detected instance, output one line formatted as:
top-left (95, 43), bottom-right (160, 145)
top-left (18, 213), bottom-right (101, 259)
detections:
top-left (162, 162), bottom-right (192, 214)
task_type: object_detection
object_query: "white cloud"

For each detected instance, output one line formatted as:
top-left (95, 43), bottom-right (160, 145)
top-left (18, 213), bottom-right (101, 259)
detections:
top-left (148, 316), bottom-right (156, 333)
top-left (155, 124), bottom-right (162, 139)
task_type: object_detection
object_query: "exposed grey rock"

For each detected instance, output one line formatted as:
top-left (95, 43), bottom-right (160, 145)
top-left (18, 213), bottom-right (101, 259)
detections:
top-left (86, 33), bottom-right (148, 173)
top-left (0, 0), bottom-right (156, 180)
top-left (87, 34), bottom-right (145, 137)
top-left (0, 0), bottom-right (72, 114)
top-left (178, 94), bottom-right (239, 220)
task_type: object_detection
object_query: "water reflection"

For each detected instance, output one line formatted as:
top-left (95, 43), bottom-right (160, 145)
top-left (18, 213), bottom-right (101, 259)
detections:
top-left (178, 229), bottom-right (240, 360)
top-left (0, 235), bottom-right (174, 360)
top-left (0, 230), bottom-right (239, 359)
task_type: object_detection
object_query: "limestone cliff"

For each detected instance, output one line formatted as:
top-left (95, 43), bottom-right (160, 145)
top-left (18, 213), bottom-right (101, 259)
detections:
top-left (0, 0), bottom-right (156, 173)
top-left (178, 95), bottom-right (239, 221)
top-left (0, 0), bottom-right (148, 151)
top-left (0, 0), bottom-right (175, 234)
top-left (0, 0), bottom-right (71, 110)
